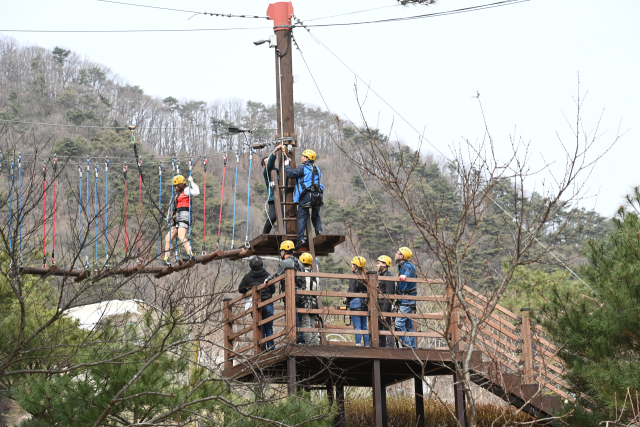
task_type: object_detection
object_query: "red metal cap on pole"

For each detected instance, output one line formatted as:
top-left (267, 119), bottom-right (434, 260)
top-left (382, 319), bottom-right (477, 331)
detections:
top-left (267, 2), bottom-right (294, 31)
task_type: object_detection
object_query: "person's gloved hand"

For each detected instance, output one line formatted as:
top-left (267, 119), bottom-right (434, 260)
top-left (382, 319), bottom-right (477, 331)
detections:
top-left (284, 159), bottom-right (290, 166)
top-left (269, 182), bottom-right (275, 188)
top-left (399, 275), bottom-right (407, 281)
top-left (342, 298), bottom-right (347, 306)
top-left (188, 176), bottom-right (194, 183)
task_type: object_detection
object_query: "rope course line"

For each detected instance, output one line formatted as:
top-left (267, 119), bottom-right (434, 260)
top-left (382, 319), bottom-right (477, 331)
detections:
top-left (123, 162), bottom-right (129, 267)
top-left (188, 158), bottom-right (193, 251)
top-left (41, 163), bottom-right (47, 267)
top-left (105, 158), bottom-right (110, 266)
top-left (94, 163), bottom-right (100, 269)
top-left (244, 148), bottom-right (253, 249)
top-left (0, 27), bottom-right (269, 33)
top-left (52, 156), bottom-right (57, 266)
top-left (304, 4), bottom-right (402, 22)
top-left (157, 162), bottom-right (162, 264)
top-left (85, 157), bottom-right (90, 269)
top-left (77, 164), bottom-right (82, 269)
top-left (18, 154), bottom-right (22, 266)
top-left (202, 158), bottom-right (208, 255)
top-left (230, 151), bottom-right (240, 250)
top-left (9, 160), bottom-right (13, 255)
top-left (216, 155), bottom-right (228, 250)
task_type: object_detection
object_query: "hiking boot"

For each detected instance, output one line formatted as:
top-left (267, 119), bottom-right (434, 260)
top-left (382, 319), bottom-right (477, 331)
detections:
top-left (182, 254), bottom-right (196, 262)
top-left (162, 259), bottom-right (172, 268)
top-left (295, 239), bottom-right (308, 251)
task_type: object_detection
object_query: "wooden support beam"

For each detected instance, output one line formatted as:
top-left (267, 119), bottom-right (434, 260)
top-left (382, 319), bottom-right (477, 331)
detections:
top-left (520, 308), bottom-right (535, 384)
top-left (446, 284), bottom-right (460, 351)
top-left (285, 268), bottom-right (297, 343)
top-left (367, 271), bottom-right (380, 348)
top-left (415, 376), bottom-right (425, 427)
top-left (453, 370), bottom-right (467, 427)
top-left (335, 384), bottom-right (346, 427)
top-left (372, 359), bottom-right (387, 427)
top-left (287, 356), bottom-right (297, 395)
top-left (252, 286), bottom-right (261, 356)
top-left (223, 298), bottom-right (233, 371)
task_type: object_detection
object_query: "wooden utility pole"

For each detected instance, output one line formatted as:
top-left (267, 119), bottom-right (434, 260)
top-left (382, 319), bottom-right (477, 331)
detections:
top-left (268, 2), bottom-right (298, 237)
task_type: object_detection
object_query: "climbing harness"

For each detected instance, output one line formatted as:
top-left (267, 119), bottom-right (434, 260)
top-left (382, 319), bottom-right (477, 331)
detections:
top-left (244, 148), bottom-right (253, 249)
top-left (202, 158), bottom-right (208, 255)
top-left (230, 151), bottom-right (240, 250)
top-left (216, 154), bottom-right (228, 250)
top-left (123, 162), bottom-right (129, 267)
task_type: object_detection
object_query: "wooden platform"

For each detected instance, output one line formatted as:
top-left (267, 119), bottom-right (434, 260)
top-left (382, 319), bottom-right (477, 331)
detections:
top-left (247, 234), bottom-right (345, 257)
top-left (223, 344), bottom-right (460, 387)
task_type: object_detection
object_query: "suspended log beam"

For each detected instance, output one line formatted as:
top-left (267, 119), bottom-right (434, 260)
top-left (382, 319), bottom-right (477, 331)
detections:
top-left (15, 266), bottom-right (91, 283)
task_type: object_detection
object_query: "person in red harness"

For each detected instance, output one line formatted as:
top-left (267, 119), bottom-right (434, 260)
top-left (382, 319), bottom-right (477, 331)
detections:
top-left (163, 174), bottom-right (200, 266)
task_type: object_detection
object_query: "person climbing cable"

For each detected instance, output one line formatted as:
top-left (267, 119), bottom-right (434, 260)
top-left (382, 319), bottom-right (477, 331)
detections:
top-left (261, 145), bottom-right (281, 234)
top-left (265, 240), bottom-right (307, 344)
top-left (376, 255), bottom-right (395, 348)
top-left (299, 252), bottom-right (319, 345)
top-left (284, 149), bottom-right (323, 251)
top-left (394, 247), bottom-right (417, 349)
top-left (163, 174), bottom-right (199, 265)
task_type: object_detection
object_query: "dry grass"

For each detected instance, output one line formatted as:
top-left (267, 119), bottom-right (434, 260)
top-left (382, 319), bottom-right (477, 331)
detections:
top-left (345, 396), bottom-right (542, 427)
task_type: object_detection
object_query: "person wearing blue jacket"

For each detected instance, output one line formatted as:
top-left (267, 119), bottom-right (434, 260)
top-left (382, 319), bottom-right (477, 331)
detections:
top-left (394, 247), bottom-right (417, 349)
top-left (284, 149), bottom-right (323, 250)
top-left (261, 145), bottom-right (282, 234)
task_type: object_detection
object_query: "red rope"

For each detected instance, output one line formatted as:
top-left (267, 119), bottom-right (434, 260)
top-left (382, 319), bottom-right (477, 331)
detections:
top-left (42, 165), bottom-right (46, 266)
top-left (124, 164), bottom-right (128, 266)
top-left (202, 158), bottom-right (207, 253)
top-left (216, 155), bottom-right (228, 249)
top-left (52, 158), bottom-right (57, 265)
top-left (137, 164), bottom-right (142, 261)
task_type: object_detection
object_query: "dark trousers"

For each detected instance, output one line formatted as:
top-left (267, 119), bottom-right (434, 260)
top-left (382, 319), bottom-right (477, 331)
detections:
top-left (378, 300), bottom-right (394, 347)
top-left (297, 206), bottom-right (322, 242)
top-left (262, 201), bottom-right (277, 234)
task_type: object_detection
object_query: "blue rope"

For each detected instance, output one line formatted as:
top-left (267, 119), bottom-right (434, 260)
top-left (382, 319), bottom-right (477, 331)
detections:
top-left (85, 158), bottom-right (89, 268)
top-left (18, 154), bottom-right (22, 265)
top-left (78, 165), bottom-right (82, 268)
top-left (105, 159), bottom-right (109, 265)
top-left (9, 161), bottom-right (14, 254)
top-left (230, 152), bottom-right (240, 250)
top-left (157, 163), bottom-right (162, 264)
top-left (244, 149), bottom-right (253, 248)
top-left (94, 164), bottom-right (99, 268)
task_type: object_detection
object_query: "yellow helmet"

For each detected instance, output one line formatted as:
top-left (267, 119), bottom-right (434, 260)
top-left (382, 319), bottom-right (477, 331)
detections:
top-left (377, 255), bottom-right (392, 267)
top-left (300, 252), bottom-right (313, 265)
top-left (280, 240), bottom-right (295, 251)
top-left (302, 149), bottom-right (316, 161)
top-left (398, 247), bottom-right (413, 261)
top-left (351, 256), bottom-right (366, 268)
top-left (173, 175), bottom-right (186, 186)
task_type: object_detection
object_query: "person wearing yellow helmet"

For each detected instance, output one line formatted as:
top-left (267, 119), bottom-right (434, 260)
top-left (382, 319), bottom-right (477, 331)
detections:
top-left (264, 240), bottom-right (307, 343)
top-left (346, 256), bottom-right (370, 347)
top-left (376, 255), bottom-right (395, 347)
top-left (163, 174), bottom-right (200, 266)
top-left (299, 253), bottom-right (319, 345)
top-left (283, 149), bottom-right (323, 251)
top-left (261, 145), bottom-right (282, 234)
top-left (394, 246), bottom-right (417, 348)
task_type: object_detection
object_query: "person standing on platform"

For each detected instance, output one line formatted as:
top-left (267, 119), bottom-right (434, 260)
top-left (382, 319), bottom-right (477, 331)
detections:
top-left (261, 145), bottom-right (282, 234)
top-left (283, 149), bottom-right (324, 251)
top-left (265, 240), bottom-right (306, 343)
top-left (376, 255), bottom-right (395, 348)
top-left (394, 247), bottom-right (417, 349)
top-left (299, 253), bottom-right (319, 345)
top-left (345, 256), bottom-right (370, 347)
top-left (238, 256), bottom-right (275, 351)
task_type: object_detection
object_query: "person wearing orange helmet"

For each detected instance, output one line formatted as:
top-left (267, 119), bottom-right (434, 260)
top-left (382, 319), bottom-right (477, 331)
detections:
top-left (284, 149), bottom-right (324, 251)
top-left (163, 174), bottom-right (200, 266)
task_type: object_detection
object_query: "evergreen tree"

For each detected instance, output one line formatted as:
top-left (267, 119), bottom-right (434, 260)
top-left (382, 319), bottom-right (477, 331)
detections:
top-left (540, 190), bottom-right (640, 426)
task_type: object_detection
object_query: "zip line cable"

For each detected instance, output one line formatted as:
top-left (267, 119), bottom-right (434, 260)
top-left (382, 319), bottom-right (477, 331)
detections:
top-left (305, 4), bottom-right (402, 22)
top-left (0, 27), bottom-right (269, 33)
top-left (97, 0), bottom-right (270, 19)
top-left (297, 0), bottom-right (531, 28)
top-left (230, 151), bottom-right (240, 250)
top-left (294, 24), bottom-right (593, 293)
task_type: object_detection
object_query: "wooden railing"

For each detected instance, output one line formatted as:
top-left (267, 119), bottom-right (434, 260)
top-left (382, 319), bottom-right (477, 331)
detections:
top-left (222, 270), bottom-right (572, 402)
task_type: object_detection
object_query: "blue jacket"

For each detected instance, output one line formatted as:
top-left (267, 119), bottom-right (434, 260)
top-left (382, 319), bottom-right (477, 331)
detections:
top-left (284, 161), bottom-right (323, 203)
top-left (397, 260), bottom-right (417, 306)
top-left (263, 154), bottom-right (279, 203)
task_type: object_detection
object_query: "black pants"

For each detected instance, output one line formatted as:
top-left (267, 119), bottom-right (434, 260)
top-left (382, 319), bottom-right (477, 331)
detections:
top-left (378, 300), bottom-right (394, 347)
top-left (262, 202), bottom-right (277, 234)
